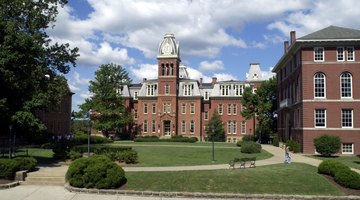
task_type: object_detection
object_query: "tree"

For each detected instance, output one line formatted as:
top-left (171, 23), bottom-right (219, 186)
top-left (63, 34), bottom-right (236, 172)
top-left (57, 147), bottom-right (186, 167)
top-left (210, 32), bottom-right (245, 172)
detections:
top-left (205, 112), bottom-right (225, 142)
top-left (0, 1), bottom-right (78, 142)
top-left (314, 135), bottom-right (341, 156)
top-left (79, 63), bottom-right (132, 138)
top-left (241, 77), bottom-right (277, 143)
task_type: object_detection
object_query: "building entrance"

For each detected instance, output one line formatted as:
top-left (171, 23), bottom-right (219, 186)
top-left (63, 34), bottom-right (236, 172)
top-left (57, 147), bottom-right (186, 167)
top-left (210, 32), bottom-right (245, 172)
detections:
top-left (163, 121), bottom-right (171, 136)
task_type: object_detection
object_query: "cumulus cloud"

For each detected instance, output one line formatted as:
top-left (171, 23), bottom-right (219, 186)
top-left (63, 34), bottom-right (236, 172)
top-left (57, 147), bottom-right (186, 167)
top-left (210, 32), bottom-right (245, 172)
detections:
top-left (130, 64), bottom-right (158, 82)
top-left (198, 60), bottom-right (224, 72)
top-left (262, 67), bottom-right (276, 80)
top-left (213, 73), bottom-right (238, 81)
top-left (74, 72), bottom-right (91, 85)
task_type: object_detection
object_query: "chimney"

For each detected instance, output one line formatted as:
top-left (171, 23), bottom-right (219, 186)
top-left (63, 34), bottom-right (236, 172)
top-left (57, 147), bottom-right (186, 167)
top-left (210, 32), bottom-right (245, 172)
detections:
top-left (284, 41), bottom-right (289, 54)
top-left (290, 31), bottom-right (296, 45)
top-left (199, 78), bottom-right (203, 86)
top-left (211, 77), bottom-right (217, 86)
top-left (143, 78), bottom-right (147, 82)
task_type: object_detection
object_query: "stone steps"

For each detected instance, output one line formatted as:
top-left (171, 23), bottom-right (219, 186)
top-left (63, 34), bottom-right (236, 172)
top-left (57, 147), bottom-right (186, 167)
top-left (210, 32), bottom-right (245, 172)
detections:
top-left (23, 166), bottom-right (67, 186)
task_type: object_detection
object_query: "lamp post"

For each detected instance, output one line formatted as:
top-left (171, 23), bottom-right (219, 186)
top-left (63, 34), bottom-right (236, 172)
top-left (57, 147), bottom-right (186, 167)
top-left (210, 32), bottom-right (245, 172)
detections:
top-left (86, 109), bottom-right (92, 156)
top-left (211, 125), bottom-right (215, 162)
top-left (8, 124), bottom-right (13, 159)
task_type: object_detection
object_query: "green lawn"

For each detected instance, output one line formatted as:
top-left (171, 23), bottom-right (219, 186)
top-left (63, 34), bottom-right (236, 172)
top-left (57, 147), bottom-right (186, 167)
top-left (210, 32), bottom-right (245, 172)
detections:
top-left (309, 155), bottom-right (360, 170)
top-left (112, 141), bottom-right (272, 166)
top-left (125, 163), bottom-right (344, 195)
top-left (0, 148), bottom-right (55, 165)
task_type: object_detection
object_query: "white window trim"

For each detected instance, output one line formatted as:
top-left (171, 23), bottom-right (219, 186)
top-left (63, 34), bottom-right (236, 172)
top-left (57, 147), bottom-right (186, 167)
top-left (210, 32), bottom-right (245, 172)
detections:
top-left (190, 120), bottom-right (195, 134)
top-left (227, 104), bottom-right (231, 115)
top-left (152, 104), bottom-right (156, 114)
top-left (241, 121), bottom-right (246, 135)
top-left (151, 120), bottom-right (156, 133)
top-left (233, 104), bottom-right (237, 115)
top-left (204, 92), bottom-right (209, 100)
top-left (340, 73), bottom-right (353, 99)
top-left (341, 109), bottom-right (353, 128)
top-left (227, 121), bottom-right (232, 134)
top-left (181, 103), bottom-right (186, 114)
top-left (233, 121), bottom-right (237, 134)
top-left (314, 73), bottom-right (326, 99)
top-left (143, 120), bottom-right (148, 133)
top-left (134, 92), bottom-right (138, 100)
top-left (144, 104), bottom-right (148, 114)
top-left (218, 104), bottom-right (223, 115)
top-left (342, 143), bottom-right (354, 155)
top-left (204, 111), bottom-right (208, 121)
top-left (134, 109), bottom-right (138, 120)
top-left (314, 47), bottom-right (324, 62)
top-left (181, 120), bottom-right (186, 134)
top-left (165, 84), bottom-right (170, 95)
top-left (347, 47), bottom-right (355, 61)
top-left (190, 103), bottom-right (195, 114)
top-left (314, 109), bottom-right (326, 128)
top-left (337, 47), bottom-right (344, 62)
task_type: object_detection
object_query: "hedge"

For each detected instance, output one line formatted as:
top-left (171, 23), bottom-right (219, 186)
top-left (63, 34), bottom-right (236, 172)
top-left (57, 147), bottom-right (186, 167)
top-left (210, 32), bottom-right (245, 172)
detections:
top-left (134, 135), bottom-right (198, 143)
top-left (318, 160), bottom-right (350, 176)
top-left (71, 145), bottom-right (132, 154)
top-left (286, 140), bottom-right (300, 153)
top-left (314, 135), bottom-right (341, 156)
top-left (0, 157), bottom-right (38, 180)
top-left (72, 134), bottom-right (113, 145)
top-left (240, 141), bottom-right (262, 153)
top-left (66, 155), bottom-right (127, 189)
top-left (272, 135), bottom-right (280, 147)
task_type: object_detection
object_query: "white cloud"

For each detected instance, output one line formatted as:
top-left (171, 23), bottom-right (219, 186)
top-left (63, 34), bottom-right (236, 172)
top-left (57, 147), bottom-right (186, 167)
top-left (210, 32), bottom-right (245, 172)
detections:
top-left (251, 41), bottom-right (267, 49)
top-left (74, 72), bottom-right (91, 85)
top-left (130, 64), bottom-right (158, 82)
top-left (262, 67), bottom-right (276, 80)
top-left (198, 60), bottom-right (224, 72)
top-left (213, 73), bottom-right (238, 81)
top-left (79, 91), bottom-right (93, 99)
top-left (68, 82), bottom-right (80, 92)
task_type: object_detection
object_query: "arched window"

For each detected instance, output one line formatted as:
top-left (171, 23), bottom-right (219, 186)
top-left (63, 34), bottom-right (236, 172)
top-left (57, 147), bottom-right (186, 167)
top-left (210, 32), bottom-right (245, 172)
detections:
top-left (314, 73), bottom-right (325, 98)
top-left (161, 64), bottom-right (165, 75)
top-left (165, 64), bottom-right (169, 76)
top-left (340, 72), bottom-right (352, 98)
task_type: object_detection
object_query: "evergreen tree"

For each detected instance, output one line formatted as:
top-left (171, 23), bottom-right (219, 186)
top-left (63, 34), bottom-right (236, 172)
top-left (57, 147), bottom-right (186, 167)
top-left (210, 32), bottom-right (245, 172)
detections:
top-left (79, 63), bottom-right (132, 138)
top-left (205, 112), bottom-right (225, 142)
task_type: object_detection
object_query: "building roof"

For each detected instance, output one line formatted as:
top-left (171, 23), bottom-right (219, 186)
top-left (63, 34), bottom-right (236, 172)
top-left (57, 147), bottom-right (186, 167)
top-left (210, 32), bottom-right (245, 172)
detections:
top-left (246, 63), bottom-right (264, 82)
top-left (298, 26), bottom-right (360, 41)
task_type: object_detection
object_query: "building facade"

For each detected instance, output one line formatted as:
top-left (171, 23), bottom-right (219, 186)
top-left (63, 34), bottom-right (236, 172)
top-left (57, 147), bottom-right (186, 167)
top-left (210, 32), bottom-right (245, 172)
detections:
top-left (122, 34), bottom-right (264, 142)
top-left (273, 26), bottom-right (360, 154)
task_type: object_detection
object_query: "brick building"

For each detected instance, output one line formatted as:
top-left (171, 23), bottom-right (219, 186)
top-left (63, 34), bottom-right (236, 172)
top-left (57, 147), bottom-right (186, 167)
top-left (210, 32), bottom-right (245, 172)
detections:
top-left (122, 33), bottom-right (264, 142)
top-left (273, 26), bottom-right (360, 154)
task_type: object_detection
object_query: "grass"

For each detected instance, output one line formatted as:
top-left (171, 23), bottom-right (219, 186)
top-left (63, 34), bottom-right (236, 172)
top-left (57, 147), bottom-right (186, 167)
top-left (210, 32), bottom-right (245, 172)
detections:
top-left (1, 148), bottom-right (55, 165)
top-left (111, 141), bottom-right (272, 166)
top-left (309, 155), bottom-right (360, 170)
top-left (125, 163), bottom-right (344, 196)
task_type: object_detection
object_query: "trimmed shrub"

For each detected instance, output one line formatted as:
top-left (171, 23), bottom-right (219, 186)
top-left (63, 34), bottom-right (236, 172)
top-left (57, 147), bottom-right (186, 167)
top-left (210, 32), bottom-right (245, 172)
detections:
top-left (69, 150), bottom-right (82, 161)
top-left (122, 150), bottom-right (138, 164)
top-left (13, 157), bottom-right (37, 172)
top-left (240, 141), bottom-right (262, 153)
top-left (286, 140), bottom-right (300, 153)
top-left (66, 155), bottom-right (127, 189)
top-left (318, 160), bottom-right (350, 176)
top-left (0, 159), bottom-right (20, 179)
top-left (334, 168), bottom-right (360, 189)
top-left (236, 140), bottom-right (243, 147)
top-left (71, 145), bottom-right (132, 154)
top-left (242, 135), bottom-right (255, 142)
top-left (314, 135), bottom-right (341, 156)
top-left (272, 135), bottom-right (280, 147)
top-left (72, 134), bottom-right (113, 145)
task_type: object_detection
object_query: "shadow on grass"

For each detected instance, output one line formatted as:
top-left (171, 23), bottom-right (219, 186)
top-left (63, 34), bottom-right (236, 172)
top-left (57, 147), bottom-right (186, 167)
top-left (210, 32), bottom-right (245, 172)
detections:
top-left (312, 155), bottom-right (339, 158)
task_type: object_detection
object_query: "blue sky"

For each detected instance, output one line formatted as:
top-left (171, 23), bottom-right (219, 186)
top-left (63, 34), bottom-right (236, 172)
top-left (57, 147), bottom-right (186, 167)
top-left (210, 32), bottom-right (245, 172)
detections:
top-left (47, 0), bottom-right (360, 111)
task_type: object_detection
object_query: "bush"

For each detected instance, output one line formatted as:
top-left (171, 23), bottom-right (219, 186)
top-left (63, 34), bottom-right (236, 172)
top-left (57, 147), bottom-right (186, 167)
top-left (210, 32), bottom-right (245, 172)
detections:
top-left (0, 159), bottom-right (20, 179)
top-left (240, 141), bottom-right (262, 153)
top-left (314, 135), bottom-right (341, 156)
top-left (13, 157), bottom-right (37, 172)
top-left (52, 141), bottom-right (71, 159)
top-left (71, 145), bottom-right (132, 154)
top-left (122, 150), bottom-right (138, 164)
top-left (66, 155), bottom-right (126, 189)
top-left (286, 140), bottom-right (300, 153)
top-left (236, 140), bottom-right (243, 147)
top-left (72, 133), bottom-right (113, 145)
top-left (69, 150), bottom-right (82, 161)
top-left (40, 142), bottom-right (55, 149)
top-left (134, 135), bottom-right (198, 143)
top-left (318, 160), bottom-right (350, 176)
top-left (134, 136), bottom-right (159, 142)
top-left (242, 135), bottom-right (255, 142)
top-left (334, 168), bottom-right (360, 189)
top-left (272, 135), bottom-right (280, 147)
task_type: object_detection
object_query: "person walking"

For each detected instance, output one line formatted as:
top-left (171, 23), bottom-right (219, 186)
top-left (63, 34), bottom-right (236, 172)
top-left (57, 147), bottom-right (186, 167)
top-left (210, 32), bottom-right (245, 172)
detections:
top-left (284, 146), bottom-right (291, 164)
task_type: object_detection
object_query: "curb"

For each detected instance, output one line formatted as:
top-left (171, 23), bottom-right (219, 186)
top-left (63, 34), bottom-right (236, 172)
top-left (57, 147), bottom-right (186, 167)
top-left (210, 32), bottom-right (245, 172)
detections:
top-left (0, 181), bottom-right (20, 190)
top-left (64, 183), bottom-right (360, 199)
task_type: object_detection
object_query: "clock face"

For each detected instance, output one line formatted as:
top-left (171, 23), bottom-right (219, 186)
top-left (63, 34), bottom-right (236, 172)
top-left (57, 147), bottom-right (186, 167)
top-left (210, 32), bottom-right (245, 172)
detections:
top-left (162, 43), bottom-right (172, 54)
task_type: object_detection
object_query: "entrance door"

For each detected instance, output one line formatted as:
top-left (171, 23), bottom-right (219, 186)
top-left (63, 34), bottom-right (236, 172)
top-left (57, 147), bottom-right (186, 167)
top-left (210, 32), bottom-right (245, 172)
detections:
top-left (163, 121), bottom-right (171, 136)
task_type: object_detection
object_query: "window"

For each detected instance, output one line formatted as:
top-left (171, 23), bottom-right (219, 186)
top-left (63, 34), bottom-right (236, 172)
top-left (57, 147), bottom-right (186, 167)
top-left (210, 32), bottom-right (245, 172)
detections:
top-left (163, 103), bottom-right (171, 113)
top-left (340, 72), bottom-right (352, 98)
top-left (204, 91), bottom-right (209, 100)
top-left (227, 104), bottom-right (231, 115)
top-left (181, 103), bottom-right (186, 114)
top-left (314, 47), bottom-right (324, 62)
top-left (181, 120), bottom-right (186, 134)
top-left (144, 104), bottom-right (148, 114)
top-left (315, 109), bottom-right (326, 128)
top-left (134, 109), bottom-right (138, 119)
top-left (220, 84), bottom-right (231, 96)
top-left (143, 120), bottom-right (148, 133)
top-left (337, 47), bottom-right (344, 61)
top-left (233, 104), bottom-right (237, 115)
top-left (233, 121), bottom-right (237, 134)
top-left (347, 47), bottom-right (354, 61)
top-left (234, 85), bottom-right (244, 96)
top-left (218, 104), bottom-right (223, 115)
top-left (204, 111), bottom-right (208, 120)
top-left (183, 84), bottom-right (194, 96)
top-left (190, 103), bottom-right (195, 114)
top-left (342, 109), bottom-right (353, 128)
top-left (167, 104), bottom-right (171, 113)
top-left (342, 143), bottom-right (354, 154)
top-left (146, 84), bottom-right (157, 96)
top-left (190, 120), bottom-right (194, 134)
top-left (152, 104), bottom-right (156, 114)
top-left (227, 121), bottom-right (232, 134)
top-left (151, 120), bottom-right (156, 133)
top-left (134, 92), bottom-right (138, 100)
top-left (165, 84), bottom-right (170, 95)
top-left (241, 121), bottom-right (246, 134)
top-left (314, 73), bottom-right (326, 98)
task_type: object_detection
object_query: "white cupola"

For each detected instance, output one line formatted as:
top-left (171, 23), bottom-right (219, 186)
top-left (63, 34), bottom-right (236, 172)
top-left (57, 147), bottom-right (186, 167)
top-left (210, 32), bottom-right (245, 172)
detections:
top-left (157, 33), bottom-right (180, 59)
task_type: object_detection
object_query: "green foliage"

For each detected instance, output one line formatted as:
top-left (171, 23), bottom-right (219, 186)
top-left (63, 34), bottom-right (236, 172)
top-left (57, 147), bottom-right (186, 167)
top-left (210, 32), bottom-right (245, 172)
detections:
top-left (134, 136), bottom-right (159, 142)
top-left (240, 141), bottom-right (262, 153)
top-left (66, 155), bottom-right (127, 189)
top-left (0, 0), bottom-right (78, 135)
top-left (122, 150), bottom-right (138, 164)
top-left (72, 133), bottom-right (113, 145)
top-left (0, 157), bottom-right (38, 179)
top-left (236, 140), bottom-right (243, 147)
top-left (134, 135), bottom-right (198, 143)
top-left (334, 168), bottom-right (360, 189)
top-left (318, 160), bottom-right (350, 177)
top-left (205, 112), bottom-right (225, 142)
top-left (13, 157), bottom-right (37, 172)
top-left (242, 135), bottom-right (255, 142)
top-left (69, 150), bottom-right (82, 161)
top-left (314, 135), bottom-right (341, 156)
top-left (40, 142), bottom-right (55, 149)
top-left (273, 135), bottom-right (280, 147)
top-left (286, 140), bottom-right (300, 153)
top-left (52, 140), bottom-right (71, 159)
top-left (71, 145), bottom-right (132, 154)
top-left (79, 63), bottom-right (132, 138)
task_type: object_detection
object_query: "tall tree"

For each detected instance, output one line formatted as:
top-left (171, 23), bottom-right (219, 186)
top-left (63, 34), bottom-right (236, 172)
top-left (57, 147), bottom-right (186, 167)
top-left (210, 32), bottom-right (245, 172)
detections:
top-left (241, 77), bottom-right (277, 142)
top-left (205, 112), bottom-right (225, 142)
top-left (79, 63), bottom-right (132, 138)
top-left (0, 1), bottom-right (78, 136)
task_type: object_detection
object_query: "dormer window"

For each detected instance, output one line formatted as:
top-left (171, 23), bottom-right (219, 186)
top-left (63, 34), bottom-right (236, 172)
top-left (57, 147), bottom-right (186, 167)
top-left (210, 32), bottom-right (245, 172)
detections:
top-left (220, 84), bottom-right (231, 96)
top-left (234, 85), bottom-right (244, 96)
top-left (133, 92), bottom-right (138, 100)
top-left (204, 91), bottom-right (209, 100)
top-left (183, 84), bottom-right (194, 96)
top-left (146, 84), bottom-right (157, 96)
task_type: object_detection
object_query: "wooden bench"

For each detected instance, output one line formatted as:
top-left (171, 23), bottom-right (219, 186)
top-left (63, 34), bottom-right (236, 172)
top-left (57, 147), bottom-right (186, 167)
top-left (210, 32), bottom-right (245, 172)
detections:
top-left (229, 157), bottom-right (256, 169)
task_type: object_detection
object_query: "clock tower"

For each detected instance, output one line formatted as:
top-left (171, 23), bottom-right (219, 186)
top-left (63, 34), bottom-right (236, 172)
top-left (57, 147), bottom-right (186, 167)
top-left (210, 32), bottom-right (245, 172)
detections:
top-left (157, 33), bottom-right (180, 137)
